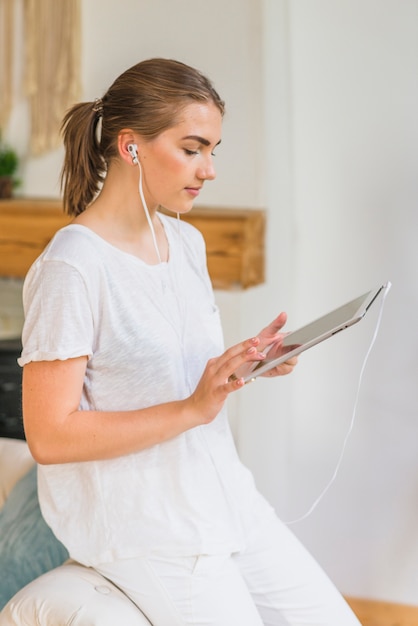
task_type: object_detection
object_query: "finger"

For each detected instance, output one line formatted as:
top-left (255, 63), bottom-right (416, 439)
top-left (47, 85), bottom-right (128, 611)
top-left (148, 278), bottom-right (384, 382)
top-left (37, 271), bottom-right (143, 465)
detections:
top-left (262, 356), bottom-right (299, 378)
top-left (219, 341), bottom-right (265, 384)
top-left (262, 312), bottom-right (288, 335)
top-left (221, 336), bottom-right (260, 360)
top-left (227, 372), bottom-right (246, 387)
top-left (257, 313), bottom-right (288, 351)
top-left (228, 344), bottom-right (265, 378)
top-left (285, 356), bottom-right (298, 366)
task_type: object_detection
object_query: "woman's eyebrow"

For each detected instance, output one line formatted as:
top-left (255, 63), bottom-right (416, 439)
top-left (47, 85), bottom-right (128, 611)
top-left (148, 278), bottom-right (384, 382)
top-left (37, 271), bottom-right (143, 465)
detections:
top-left (182, 135), bottom-right (222, 147)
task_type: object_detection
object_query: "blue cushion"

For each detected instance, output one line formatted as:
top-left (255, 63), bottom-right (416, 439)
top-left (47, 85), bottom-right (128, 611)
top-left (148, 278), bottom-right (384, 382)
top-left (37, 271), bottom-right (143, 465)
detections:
top-left (0, 465), bottom-right (69, 609)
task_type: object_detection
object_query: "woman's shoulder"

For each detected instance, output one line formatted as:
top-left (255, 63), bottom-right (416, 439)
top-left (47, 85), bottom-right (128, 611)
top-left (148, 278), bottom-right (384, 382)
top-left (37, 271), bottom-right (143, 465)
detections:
top-left (24, 225), bottom-right (107, 286)
top-left (42, 224), bottom-right (107, 263)
top-left (47, 223), bottom-right (100, 248)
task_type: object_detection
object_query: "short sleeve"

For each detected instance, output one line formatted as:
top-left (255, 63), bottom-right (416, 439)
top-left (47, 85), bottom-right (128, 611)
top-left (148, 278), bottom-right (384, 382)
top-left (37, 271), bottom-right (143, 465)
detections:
top-left (18, 260), bottom-right (94, 367)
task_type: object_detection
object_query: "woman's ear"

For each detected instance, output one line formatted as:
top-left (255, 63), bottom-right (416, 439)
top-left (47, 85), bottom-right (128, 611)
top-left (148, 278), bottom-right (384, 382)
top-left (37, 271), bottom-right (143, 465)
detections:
top-left (118, 131), bottom-right (139, 165)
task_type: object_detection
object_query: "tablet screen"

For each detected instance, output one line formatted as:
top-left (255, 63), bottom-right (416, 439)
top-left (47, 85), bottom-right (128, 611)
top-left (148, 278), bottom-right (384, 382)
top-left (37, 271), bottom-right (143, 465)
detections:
top-left (244, 284), bottom-right (386, 382)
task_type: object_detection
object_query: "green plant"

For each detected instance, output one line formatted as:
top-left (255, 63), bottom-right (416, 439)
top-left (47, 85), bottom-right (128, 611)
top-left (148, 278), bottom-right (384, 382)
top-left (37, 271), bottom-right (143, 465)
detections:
top-left (0, 142), bottom-right (19, 178)
top-left (0, 133), bottom-right (20, 198)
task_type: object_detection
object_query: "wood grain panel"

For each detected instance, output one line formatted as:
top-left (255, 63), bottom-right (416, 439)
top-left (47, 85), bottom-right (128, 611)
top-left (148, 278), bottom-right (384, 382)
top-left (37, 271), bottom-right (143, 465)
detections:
top-left (0, 199), bottom-right (265, 289)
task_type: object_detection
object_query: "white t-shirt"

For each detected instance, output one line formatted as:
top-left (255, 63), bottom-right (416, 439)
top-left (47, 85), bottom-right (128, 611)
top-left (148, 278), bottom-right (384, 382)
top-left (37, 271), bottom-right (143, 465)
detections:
top-left (19, 214), bottom-right (274, 566)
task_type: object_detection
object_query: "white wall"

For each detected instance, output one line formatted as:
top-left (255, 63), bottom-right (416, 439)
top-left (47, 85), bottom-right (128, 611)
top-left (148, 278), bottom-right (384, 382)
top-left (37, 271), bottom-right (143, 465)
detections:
top-left (220, 0), bottom-right (418, 607)
top-left (4, 0), bottom-right (418, 606)
top-left (291, 0), bottom-right (418, 604)
top-left (242, 0), bottom-right (418, 605)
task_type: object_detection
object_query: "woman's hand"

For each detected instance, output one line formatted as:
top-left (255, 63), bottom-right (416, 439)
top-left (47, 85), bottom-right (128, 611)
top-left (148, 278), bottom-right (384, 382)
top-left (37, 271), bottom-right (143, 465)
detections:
top-left (188, 337), bottom-right (265, 425)
top-left (255, 311), bottom-right (298, 378)
top-left (232, 312), bottom-right (298, 381)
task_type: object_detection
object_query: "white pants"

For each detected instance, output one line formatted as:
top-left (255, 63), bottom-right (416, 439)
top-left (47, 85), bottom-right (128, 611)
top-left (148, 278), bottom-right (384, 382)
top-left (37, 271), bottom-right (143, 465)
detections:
top-left (95, 515), bottom-right (361, 626)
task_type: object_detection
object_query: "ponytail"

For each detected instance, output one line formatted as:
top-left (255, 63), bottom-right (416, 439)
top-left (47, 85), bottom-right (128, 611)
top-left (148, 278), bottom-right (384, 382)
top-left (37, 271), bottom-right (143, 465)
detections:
top-left (60, 102), bottom-right (106, 216)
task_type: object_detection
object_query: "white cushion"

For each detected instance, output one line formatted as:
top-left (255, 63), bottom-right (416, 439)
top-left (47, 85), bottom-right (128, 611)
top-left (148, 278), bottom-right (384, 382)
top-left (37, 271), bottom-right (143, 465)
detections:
top-left (0, 560), bottom-right (152, 625)
top-left (0, 439), bottom-right (35, 510)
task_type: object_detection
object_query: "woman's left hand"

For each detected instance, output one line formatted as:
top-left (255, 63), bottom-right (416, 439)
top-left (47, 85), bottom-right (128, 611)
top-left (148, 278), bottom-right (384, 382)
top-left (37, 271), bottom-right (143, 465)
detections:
top-left (255, 312), bottom-right (298, 377)
top-left (233, 312), bottom-right (298, 380)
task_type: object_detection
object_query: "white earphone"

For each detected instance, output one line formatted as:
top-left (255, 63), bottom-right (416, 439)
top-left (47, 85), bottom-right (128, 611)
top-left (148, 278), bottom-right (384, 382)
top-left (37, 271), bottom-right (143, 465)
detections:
top-left (127, 143), bottom-right (139, 164)
top-left (127, 142), bottom-right (162, 263)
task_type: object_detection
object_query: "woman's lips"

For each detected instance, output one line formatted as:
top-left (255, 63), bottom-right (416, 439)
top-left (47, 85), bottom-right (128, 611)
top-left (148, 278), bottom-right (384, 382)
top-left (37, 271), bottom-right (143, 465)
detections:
top-left (185, 187), bottom-right (201, 197)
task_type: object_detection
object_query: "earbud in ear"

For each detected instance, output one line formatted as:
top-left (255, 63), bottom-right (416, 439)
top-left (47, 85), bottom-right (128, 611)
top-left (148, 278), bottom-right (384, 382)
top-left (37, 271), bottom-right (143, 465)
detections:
top-left (127, 143), bottom-right (139, 164)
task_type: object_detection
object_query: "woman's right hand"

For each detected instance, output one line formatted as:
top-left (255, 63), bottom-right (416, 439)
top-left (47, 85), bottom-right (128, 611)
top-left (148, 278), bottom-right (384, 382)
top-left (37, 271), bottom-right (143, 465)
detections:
top-left (187, 337), bottom-right (266, 425)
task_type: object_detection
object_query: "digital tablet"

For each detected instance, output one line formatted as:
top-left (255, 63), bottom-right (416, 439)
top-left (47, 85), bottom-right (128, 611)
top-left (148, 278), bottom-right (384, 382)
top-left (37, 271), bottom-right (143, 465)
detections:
top-left (243, 283), bottom-right (388, 383)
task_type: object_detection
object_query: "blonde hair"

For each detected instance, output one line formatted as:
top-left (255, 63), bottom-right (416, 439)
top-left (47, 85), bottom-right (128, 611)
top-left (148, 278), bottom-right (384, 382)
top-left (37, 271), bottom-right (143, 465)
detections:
top-left (60, 58), bottom-right (225, 216)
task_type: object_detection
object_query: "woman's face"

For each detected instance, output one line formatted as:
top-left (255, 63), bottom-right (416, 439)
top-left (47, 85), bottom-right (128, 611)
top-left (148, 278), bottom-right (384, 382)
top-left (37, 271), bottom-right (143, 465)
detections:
top-left (137, 101), bottom-right (222, 214)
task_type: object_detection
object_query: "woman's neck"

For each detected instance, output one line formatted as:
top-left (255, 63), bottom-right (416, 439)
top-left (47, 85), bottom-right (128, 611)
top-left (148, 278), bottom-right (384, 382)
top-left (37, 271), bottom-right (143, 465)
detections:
top-left (73, 167), bottom-right (168, 264)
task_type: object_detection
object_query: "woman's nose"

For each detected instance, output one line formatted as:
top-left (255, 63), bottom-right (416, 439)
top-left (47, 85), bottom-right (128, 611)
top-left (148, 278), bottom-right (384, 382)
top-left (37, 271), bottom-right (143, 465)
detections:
top-left (197, 157), bottom-right (216, 181)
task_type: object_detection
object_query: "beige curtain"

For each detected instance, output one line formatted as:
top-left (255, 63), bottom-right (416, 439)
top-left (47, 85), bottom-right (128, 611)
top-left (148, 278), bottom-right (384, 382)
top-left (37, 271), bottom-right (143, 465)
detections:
top-left (0, 0), bottom-right (14, 132)
top-left (24, 0), bottom-right (81, 155)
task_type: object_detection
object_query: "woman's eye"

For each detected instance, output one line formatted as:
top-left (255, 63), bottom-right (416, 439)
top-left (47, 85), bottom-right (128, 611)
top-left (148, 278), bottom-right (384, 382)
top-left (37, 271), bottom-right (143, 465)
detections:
top-left (183, 148), bottom-right (217, 157)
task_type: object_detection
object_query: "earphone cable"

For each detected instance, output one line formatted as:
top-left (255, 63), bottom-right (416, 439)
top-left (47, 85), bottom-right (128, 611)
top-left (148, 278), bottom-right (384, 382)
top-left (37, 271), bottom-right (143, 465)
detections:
top-left (136, 160), bottom-right (162, 264)
top-left (285, 281), bottom-right (392, 525)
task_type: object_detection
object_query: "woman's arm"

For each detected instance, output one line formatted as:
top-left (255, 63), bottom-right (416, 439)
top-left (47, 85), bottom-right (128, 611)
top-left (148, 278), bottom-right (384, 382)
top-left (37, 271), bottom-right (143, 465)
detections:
top-left (23, 337), bottom-right (265, 465)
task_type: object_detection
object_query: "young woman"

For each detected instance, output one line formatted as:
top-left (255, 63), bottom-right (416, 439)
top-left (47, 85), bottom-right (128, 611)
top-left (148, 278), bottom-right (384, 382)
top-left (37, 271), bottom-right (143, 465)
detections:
top-left (19, 58), bottom-right (361, 626)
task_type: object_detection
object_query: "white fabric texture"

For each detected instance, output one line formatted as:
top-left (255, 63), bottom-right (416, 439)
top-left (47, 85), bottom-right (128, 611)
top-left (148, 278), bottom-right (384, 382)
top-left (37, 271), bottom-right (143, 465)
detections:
top-left (19, 216), bottom-right (274, 566)
top-left (95, 514), bottom-right (361, 626)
